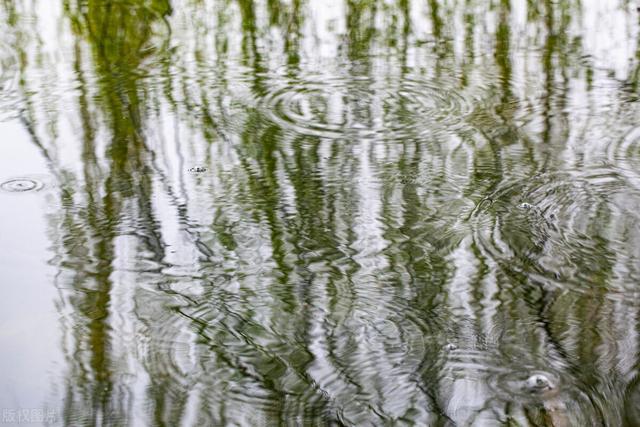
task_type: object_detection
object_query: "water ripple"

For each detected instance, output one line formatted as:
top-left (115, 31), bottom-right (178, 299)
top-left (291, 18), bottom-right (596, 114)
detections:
top-left (0, 39), bottom-right (19, 122)
top-left (0, 176), bottom-right (47, 193)
top-left (471, 168), bottom-right (640, 298)
top-left (260, 73), bottom-right (472, 140)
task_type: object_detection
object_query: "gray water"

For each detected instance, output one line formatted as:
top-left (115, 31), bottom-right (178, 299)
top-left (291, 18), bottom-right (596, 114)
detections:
top-left (1, 0), bottom-right (640, 425)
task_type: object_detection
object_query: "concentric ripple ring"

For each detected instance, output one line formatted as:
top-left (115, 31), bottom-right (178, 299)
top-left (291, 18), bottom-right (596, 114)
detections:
top-left (260, 73), bottom-right (473, 140)
top-left (0, 177), bottom-right (44, 193)
top-left (470, 168), bottom-right (640, 296)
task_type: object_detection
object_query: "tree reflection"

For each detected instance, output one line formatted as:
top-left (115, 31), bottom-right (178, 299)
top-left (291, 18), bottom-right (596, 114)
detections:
top-left (1, 0), bottom-right (640, 425)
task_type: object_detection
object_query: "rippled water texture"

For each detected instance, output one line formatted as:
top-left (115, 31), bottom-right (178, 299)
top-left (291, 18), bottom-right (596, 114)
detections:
top-left (1, 0), bottom-right (640, 426)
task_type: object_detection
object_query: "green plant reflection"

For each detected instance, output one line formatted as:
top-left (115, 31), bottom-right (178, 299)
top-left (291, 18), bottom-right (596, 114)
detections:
top-left (1, 0), bottom-right (640, 425)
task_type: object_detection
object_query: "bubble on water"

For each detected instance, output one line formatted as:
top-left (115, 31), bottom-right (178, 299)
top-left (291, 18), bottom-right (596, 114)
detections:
top-left (445, 343), bottom-right (458, 351)
top-left (525, 373), bottom-right (556, 393)
top-left (488, 370), bottom-right (561, 403)
top-left (0, 177), bottom-right (44, 193)
top-left (188, 167), bottom-right (208, 173)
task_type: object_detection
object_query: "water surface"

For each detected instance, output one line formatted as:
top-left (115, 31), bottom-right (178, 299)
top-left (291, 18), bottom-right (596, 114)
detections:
top-left (1, 0), bottom-right (640, 425)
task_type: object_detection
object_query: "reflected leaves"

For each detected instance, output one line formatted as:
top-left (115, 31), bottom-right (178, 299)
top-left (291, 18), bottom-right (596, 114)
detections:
top-left (1, 0), bottom-right (640, 426)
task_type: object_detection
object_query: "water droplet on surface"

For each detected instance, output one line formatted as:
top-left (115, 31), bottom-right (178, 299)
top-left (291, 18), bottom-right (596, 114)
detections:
top-left (525, 373), bottom-right (555, 392)
top-left (0, 177), bottom-right (44, 193)
top-left (488, 370), bottom-right (561, 402)
top-left (188, 167), bottom-right (208, 173)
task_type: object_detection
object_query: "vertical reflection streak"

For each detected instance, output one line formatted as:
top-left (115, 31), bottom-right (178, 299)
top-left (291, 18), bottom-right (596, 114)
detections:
top-left (1, 0), bottom-right (640, 425)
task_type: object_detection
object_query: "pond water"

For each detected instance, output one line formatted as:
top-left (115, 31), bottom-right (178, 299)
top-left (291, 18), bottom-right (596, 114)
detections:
top-left (1, 0), bottom-right (640, 425)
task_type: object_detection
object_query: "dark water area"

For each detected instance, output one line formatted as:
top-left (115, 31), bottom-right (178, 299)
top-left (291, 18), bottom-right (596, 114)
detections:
top-left (1, 0), bottom-right (640, 425)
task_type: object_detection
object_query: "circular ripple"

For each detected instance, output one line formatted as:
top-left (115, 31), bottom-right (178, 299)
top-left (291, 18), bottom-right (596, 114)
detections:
top-left (260, 74), bottom-right (472, 140)
top-left (0, 177), bottom-right (44, 193)
top-left (471, 169), bottom-right (640, 294)
top-left (607, 127), bottom-right (640, 182)
top-left (483, 367), bottom-right (605, 425)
